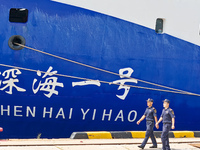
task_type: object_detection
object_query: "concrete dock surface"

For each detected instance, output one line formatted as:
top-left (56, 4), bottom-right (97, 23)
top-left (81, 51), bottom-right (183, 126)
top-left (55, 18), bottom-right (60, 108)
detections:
top-left (0, 138), bottom-right (199, 150)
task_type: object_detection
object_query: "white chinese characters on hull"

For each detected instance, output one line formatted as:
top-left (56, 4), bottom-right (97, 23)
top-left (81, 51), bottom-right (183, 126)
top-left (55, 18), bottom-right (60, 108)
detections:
top-left (0, 69), bottom-right (26, 94)
top-left (112, 68), bottom-right (138, 100)
top-left (32, 66), bottom-right (64, 98)
top-left (0, 67), bottom-right (137, 100)
top-left (72, 68), bottom-right (138, 100)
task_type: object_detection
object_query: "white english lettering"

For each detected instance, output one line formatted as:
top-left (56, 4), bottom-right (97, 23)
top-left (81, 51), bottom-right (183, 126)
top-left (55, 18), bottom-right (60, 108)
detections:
top-left (69, 108), bottom-right (73, 119)
top-left (43, 107), bottom-right (53, 118)
top-left (56, 108), bottom-right (65, 119)
top-left (102, 109), bottom-right (112, 121)
top-left (128, 110), bottom-right (137, 122)
top-left (81, 108), bottom-right (90, 120)
top-left (14, 106), bottom-right (23, 117)
top-left (114, 110), bottom-right (124, 122)
top-left (26, 106), bottom-right (36, 117)
top-left (92, 109), bottom-right (96, 120)
top-left (1, 105), bottom-right (10, 116)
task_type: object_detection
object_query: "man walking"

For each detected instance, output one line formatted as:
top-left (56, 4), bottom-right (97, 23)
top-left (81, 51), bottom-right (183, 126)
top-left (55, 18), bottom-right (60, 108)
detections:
top-left (137, 98), bottom-right (158, 149)
top-left (156, 99), bottom-right (175, 150)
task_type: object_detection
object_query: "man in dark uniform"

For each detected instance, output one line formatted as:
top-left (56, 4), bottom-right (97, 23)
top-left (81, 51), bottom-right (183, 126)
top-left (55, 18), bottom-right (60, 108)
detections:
top-left (156, 99), bottom-right (175, 150)
top-left (137, 98), bottom-right (158, 149)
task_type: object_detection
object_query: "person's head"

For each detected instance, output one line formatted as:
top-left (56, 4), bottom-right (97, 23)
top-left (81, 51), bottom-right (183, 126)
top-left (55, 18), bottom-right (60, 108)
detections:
top-left (147, 98), bottom-right (153, 107)
top-left (163, 99), bottom-right (170, 108)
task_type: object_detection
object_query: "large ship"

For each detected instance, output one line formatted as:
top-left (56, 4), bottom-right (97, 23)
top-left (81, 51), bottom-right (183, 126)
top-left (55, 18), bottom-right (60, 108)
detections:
top-left (0, 0), bottom-right (200, 139)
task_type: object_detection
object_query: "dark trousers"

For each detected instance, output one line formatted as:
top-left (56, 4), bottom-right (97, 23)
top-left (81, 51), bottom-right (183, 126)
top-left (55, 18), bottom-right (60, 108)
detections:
top-left (161, 123), bottom-right (172, 150)
top-left (141, 121), bottom-right (157, 147)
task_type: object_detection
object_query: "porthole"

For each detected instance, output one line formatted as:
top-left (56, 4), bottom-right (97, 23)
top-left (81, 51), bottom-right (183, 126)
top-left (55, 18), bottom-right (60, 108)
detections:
top-left (9, 8), bottom-right (28, 23)
top-left (155, 18), bottom-right (164, 34)
top-left (8, 35), bottom-right (26, 50)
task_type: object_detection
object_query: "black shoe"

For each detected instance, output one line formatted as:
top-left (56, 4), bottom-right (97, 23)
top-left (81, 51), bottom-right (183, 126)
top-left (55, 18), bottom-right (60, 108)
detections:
top-left (149, 145), bottom-right (157, 148)
top-left (138, 145), bottom-right (144, 149)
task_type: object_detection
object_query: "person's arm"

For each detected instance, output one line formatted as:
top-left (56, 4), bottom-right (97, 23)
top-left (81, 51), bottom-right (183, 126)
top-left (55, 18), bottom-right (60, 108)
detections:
top-left (156, 109), bottom-right (164, 127)
top-left (171, 118), bottom-right (175, 129)
top-left (153, 108), bottom-right (158, 127)
top-left (155, 117), bottom-right (163, 128)
top-left (169, 109), bottom-right (175, 129)
top-left (157, 117), bottom-right (163, 124)
top-left (137, 115), bottom-right (146, 125)
top-left (154, 116), bottom-right (159, 129)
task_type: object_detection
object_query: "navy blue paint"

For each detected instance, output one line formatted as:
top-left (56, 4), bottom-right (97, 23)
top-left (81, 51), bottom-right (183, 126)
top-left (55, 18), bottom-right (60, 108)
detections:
top-left (0, 0), bottom-right (200, 138)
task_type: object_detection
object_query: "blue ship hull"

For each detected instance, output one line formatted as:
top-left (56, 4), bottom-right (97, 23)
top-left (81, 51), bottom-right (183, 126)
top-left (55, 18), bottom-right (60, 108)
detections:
top-left (0, 0), bottom-right (200, 138)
